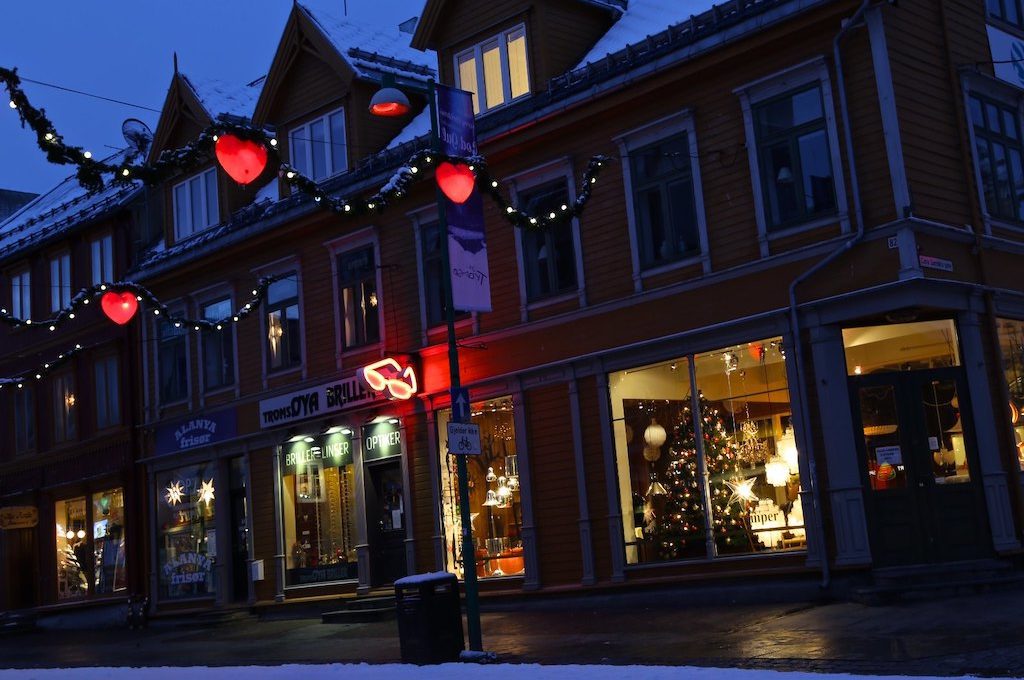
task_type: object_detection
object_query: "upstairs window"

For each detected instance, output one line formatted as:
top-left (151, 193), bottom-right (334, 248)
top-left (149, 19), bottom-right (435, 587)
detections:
top-left (420, 221), bottom-right (446, 328)
top-left (202, 298), bottom-right (235, 390)
top-left (91, 234), bottom-right (113, 285)
top-left (518, 179), bottom-right (578, 302)
top-left (53, 372), bottom-right (77, 443)
top-left (50, 253), bottom-right (71, 312)
top-left (630, 133), bottom-right (701, 269)
top-left (989, 0), bottom-right (1024, 29)
top-left (455, 25), bottom-right (530, 115)
top-left (14, 386), bottom-right (35, 454)
top-left (289, 108), bottom-right (347, 181)
top-left (95, 356), bottom-right (120, 429)
top-left (753, 84), bottom-right (837, 230)
top-left (968, 93), bottom-right (1024, 223)
top-left (158, 319), bottom-right (188, 404)
top-left (266, 275), bottom-right (302, 371)
top-left (11, 269), bottom-right (30, 320)
top-left (173, 168), bottom-right (219, 240)
top-left (338, 247), bottom-right (380, 349)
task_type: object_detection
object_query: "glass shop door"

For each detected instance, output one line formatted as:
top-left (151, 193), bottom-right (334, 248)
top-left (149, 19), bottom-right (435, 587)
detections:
top-left (850, 367), bottom-right (991, 567)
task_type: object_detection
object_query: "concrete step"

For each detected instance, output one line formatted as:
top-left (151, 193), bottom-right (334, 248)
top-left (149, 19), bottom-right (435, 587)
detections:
top-left (321, 605), bottom-right (395, 623)
top-left (852, 562), bottom-right (1024, 606)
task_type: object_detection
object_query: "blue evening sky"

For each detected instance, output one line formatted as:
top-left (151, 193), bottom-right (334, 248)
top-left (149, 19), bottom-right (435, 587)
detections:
top-left (0, 0), bottom-right (426, 195)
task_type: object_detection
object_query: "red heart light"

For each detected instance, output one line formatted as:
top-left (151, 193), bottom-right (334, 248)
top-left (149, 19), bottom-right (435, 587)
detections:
top-left (101, 291), bottom-right (139, 326)
top-left (215, 134), bottom-right (268, 185)
top-left (436, 161), bottom-right (476, 204)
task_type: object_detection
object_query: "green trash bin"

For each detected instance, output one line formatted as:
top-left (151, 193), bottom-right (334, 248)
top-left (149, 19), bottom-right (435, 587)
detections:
top-left (394, 571), bottom-right (464, 664)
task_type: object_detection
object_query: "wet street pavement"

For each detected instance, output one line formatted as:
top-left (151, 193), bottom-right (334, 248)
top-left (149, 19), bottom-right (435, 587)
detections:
top-left (2, 585), bottom-right (1023, 677)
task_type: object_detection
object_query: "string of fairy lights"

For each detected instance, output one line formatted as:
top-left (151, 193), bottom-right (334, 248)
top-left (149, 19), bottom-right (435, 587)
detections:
top-left (0, 65), bottom-right (612, 386)
top-left (1, 66), bottom-right (611, 231)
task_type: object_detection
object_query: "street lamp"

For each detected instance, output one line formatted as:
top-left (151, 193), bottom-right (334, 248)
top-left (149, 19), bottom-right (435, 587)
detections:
top-left (370, 76), bottom-right (484, 653)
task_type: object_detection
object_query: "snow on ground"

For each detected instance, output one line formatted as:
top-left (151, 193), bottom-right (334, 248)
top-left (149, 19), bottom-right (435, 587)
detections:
top-left (0, 665), bottom-right (1013, 680)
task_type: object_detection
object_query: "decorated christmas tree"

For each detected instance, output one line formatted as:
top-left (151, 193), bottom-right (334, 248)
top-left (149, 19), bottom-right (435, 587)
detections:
top-left (651, 395), bottom-right (762, 559)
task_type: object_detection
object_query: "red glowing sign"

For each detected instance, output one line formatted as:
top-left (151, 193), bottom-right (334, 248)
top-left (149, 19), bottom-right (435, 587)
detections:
top-left (359, 358), bottom-right (418, 400)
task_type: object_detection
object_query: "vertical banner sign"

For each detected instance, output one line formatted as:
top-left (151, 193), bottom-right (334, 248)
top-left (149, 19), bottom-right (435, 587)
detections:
top-left (436, 85), bottom-right (492, 312)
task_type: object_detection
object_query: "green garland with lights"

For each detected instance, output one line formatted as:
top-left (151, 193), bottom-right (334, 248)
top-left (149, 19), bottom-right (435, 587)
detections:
top-left (2, 66), bottom-right (611, 231)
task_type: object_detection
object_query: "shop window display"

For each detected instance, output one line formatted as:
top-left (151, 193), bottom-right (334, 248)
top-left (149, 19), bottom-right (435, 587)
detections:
top-left (55, 497), bottom-right (89, 600)
top-left (92, 489), bottom-right (126, 595)
top-left (997, 318), bottom-right (1024, 470)
top-left (280, 431), bottom-right (358, 585)
top-left (156, 464), bottom-right (217, 600)
top-left (611, 338), bottom-right (805, 565)
top-left (438, 397), bottom-right (523, 579)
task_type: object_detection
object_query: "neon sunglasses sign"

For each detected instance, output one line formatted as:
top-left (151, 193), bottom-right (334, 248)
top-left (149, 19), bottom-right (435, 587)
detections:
top-left (358, 358), bottom-right (418, 400)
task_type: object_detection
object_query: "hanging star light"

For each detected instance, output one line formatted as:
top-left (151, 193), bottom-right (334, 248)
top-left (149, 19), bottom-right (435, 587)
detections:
top-left (724, 476), bottom-right (759, 508)
top-left (165, 481), bottom-right (184, 506)
top-left (197, 479), bottom-right (215, 505)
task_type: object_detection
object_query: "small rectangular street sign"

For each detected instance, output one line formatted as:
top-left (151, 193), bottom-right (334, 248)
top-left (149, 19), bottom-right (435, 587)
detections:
top-left (919, 255), bottom-right (953, 272)
top-left (451, 387), bottom-right (471, 423)
top-left (447, 422), bottom-right (481, 455)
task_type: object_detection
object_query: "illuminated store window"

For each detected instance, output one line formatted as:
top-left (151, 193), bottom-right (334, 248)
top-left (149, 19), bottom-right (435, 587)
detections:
top-left (280, 431), bottom-right (358, 586)
top-left (156, 464), bottom-right (217, 600)
top-left (610, 337), bottom-right (804, 565)
top-left (996, 319), bottom-right (1024, 470)
top-left (55, 497), bottom-right (89, 600)
top-left (438, 396), bottom-right (523, 580)
top-left (842, 319), bottom-right (960, 376)
top-left (92, 489), bottom-right (126, 595)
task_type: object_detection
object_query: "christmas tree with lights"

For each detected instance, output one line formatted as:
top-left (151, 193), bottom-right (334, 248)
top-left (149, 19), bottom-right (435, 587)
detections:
top-left (653, 395), bottom-right (761, 559)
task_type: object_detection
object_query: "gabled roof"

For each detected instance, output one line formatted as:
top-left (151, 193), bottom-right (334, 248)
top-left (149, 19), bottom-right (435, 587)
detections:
top-left (410, 0), bottom-right (625, 50)
top-left (0, 150), bottom-right (140, 260)
top-left (576, 0), bottom-right (717, 66)
top-left (253, 3), bottom-right (435, 124)
top-left (301, 4), bottom-right (436, 81)
top-left (181, 73), bottom-right (264, 121)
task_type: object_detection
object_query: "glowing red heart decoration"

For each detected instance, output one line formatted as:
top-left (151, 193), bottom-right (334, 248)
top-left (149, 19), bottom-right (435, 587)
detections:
top-left (436, 162), bottom-right (475, 204)
top-left (101, 291), bottom-right (138, 326)
top-left (215, 134), bottom-right (268, 185)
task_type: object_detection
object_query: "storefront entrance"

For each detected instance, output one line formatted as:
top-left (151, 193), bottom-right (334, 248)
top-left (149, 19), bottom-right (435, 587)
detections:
top-left (365, 460), bottom-right (407, 587)
top-left (4, 528), bottom-right (37, 609)
top-left (850, 367), bottom-right (992, 566)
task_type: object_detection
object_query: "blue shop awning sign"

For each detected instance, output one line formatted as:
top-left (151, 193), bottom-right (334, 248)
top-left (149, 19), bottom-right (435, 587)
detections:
top-left (155, 409), bottom-right (238, 456)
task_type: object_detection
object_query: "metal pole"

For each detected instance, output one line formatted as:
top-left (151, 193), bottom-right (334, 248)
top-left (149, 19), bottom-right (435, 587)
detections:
top-left (427, 80), bottom-right (483, 652)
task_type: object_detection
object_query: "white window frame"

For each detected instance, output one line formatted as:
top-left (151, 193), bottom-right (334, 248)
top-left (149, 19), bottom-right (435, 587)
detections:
top-left (289, 107), bottom-right (348, 182)
top-left (91, 233), bottom-right (114, 286)
top-left (454, 23), bottom-right (531, 115)
top-left (736, 58), bottom-right (850, 257)
top-left (10, 268), bottom-right (30, 321)
top-left (50, 252), bottom-right (71, 312)
top-left (615, 110), bottom-right (711, 292)
top-left (324, 228), bottom-right (383, 369)
top-left (94, 354), bottom-right (120, 430)
top-left (195, 284), bottom-right (239, 400)
top-left (508, 158), bottom-right (586, 322)
top-left (961, 71), bottom-right (1024, 236)
top-left (155, 303), bottom-right (190, 407)
top-left (253, 257), bottom-right (306, 387)
top-left (409, 205), bottom-right (476, 346)
top-left (172, 167), bottom-right (220, 241)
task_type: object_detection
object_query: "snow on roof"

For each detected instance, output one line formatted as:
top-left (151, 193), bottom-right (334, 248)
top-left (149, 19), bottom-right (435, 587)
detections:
top-left (385, 107), bottom-right (431, 149)
top-left (0, 150), bottom-right (139, 258)
top-left (182, 74), bottom-right (264, 120)
top-left (300, 3), bottom-right (437, 82)
top-left (577, 0), bottom-right (718, 67)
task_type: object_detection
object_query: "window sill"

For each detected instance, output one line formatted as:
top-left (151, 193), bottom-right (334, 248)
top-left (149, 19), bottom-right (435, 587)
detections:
top-left (623, 546), bottom-right (808, 571)
top-left (203, 384), bottom-right (236, 398)
top-left (173, 222), bottom-right (222, 245)
top-left (525, 290), bottom-right (578, 313)
top-left (266, 365), bottom-right (303, 379)
top-left (425, 315), bottom-right (473, 336)
top-left (283, 579), bottom-right (359, 591)
top-left (158, 397), bottom-right (189, 410)
top-left (639, 253), bottom-right (705, 281)
top-left (340, 342), bottom-right (382, 359)
top-left (985, 216), bottom-right (1024, 235)
top-left (475, 92), bottom-right (532, 119)
top-left (764, 214), bottom-right (844, 242)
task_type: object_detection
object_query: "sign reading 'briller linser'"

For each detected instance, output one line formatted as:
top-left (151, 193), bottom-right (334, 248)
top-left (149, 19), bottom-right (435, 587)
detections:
top-left (259, 375), bottom-right (381, 429)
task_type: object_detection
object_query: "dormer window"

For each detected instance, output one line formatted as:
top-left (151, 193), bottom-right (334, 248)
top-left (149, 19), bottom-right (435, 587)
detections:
top-left (455, 24), bottom-right (530, 115)
top-left (173, 168), bottom-right (219, 241)
top-left (289, 108), bottom-right (347, 181)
